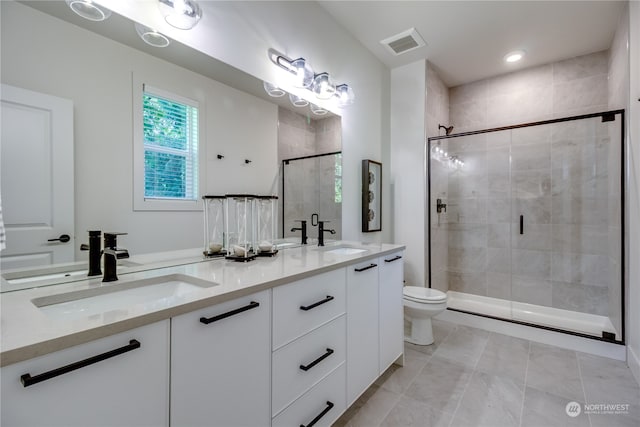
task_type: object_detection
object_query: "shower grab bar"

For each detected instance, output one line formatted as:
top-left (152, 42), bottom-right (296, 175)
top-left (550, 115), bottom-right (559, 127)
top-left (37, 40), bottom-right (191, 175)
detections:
top-left (520, 215), bottom-right (524, 235)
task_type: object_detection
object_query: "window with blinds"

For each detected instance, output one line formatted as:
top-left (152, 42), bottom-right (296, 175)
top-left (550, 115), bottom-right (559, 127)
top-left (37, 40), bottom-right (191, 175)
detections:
top-left (142, 88), bottom-right (198, 201)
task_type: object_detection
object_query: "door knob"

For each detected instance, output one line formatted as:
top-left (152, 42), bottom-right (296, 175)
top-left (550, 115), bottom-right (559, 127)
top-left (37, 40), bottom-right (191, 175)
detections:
top-left (47, 234), bottom-right (71, 243)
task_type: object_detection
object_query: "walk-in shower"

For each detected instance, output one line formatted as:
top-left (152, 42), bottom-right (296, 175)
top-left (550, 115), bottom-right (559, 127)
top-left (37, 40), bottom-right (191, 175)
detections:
top-left (427, 110), bottom-right (625, 343)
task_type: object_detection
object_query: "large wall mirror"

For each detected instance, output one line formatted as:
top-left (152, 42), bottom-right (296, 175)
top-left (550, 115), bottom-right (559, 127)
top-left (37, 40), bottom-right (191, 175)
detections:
top-left (0, 1), bottom-right (341, 289)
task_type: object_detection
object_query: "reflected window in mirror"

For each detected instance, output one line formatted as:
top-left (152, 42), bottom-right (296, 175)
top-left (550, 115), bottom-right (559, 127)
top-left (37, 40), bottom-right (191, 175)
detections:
top-left (134, 83), bottom-right (202, 211)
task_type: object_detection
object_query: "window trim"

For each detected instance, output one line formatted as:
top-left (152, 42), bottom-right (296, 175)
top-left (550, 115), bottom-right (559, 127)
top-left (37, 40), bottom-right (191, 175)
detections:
top-left (133, 79), bottom-right (203, 211)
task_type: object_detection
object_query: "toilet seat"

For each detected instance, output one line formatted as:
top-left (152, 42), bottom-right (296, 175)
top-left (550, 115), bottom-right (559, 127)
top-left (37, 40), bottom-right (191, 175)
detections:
top-left (403, 286), bottom-right (446, 304)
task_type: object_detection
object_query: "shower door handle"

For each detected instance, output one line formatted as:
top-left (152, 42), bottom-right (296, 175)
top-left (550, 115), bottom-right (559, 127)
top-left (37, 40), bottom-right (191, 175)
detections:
top-left (520, 215), bottom-right (524, 235)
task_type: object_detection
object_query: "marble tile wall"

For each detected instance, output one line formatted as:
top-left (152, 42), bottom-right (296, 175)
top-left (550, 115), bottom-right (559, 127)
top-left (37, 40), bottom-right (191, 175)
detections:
top-left (449, 51), bottom-right (609, 134)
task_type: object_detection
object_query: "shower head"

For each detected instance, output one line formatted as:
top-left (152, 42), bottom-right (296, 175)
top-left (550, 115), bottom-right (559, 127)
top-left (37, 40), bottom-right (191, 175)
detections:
top-left (439, 124), bottom-right (454, 136)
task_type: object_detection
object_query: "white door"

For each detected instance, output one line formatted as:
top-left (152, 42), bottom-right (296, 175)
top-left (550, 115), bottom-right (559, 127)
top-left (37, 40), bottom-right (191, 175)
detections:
top-left (0, 84), bottom-right (74, 270)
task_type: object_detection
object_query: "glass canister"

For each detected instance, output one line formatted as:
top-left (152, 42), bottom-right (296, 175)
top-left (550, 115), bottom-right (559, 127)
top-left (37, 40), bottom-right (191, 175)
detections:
top-left (255, 195), bottom-right (278, 256)
top-left (202, 195), bottom-right (225, 257)
top-left (224, 194), bottom-right (257, 261)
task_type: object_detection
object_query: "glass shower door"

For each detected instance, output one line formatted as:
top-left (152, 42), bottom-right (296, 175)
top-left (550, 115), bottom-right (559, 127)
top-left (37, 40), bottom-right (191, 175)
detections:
top-left (282, 153), bottom-right (342, 241)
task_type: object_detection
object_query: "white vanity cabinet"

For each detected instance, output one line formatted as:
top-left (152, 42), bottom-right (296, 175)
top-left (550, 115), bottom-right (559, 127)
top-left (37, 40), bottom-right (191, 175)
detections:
top-left (170, 289), bottom-right (271, 427)
top-left (0, 321), bottom-right (170, 427)
top-left (272, 268), bottom-right (347, 426)
top-left (346, 259), bottom-right (380, 405)
top-left (379, 251), bottom-right (404, 373)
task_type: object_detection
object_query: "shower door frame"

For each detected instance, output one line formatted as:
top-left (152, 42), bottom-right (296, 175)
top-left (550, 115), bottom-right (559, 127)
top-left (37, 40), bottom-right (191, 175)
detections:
top-left (426, 109), bottom-right (626, 345)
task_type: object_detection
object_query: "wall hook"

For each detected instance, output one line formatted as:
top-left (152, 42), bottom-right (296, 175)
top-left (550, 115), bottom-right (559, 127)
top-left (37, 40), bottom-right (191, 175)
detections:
top-left (217, 154), bottom-right (224, 159)
top-left (245, 159), bottom-right (252, 164)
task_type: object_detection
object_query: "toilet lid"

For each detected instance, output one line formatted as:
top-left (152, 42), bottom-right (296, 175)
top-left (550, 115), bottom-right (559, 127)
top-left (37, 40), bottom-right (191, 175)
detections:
top-left (403, 286), bottom-right (447, 303)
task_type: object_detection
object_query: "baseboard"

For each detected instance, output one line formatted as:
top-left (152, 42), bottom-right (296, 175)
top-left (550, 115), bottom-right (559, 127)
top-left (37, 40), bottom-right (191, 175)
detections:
top-left (436, 309), bottom-right (626, 361)
top-left (627, 345), bottom-right (640, 386)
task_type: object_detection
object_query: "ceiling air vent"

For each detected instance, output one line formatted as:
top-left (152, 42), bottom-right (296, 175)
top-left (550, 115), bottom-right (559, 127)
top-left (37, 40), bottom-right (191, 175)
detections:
top-left (380, 28), bottom-right (426, 56)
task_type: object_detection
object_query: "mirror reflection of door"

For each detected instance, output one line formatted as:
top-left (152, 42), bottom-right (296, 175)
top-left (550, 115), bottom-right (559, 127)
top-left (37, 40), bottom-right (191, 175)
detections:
top-left (0, 84), bottom-right (74, 270)
top-left (278, 107), bottom-right (342, 241)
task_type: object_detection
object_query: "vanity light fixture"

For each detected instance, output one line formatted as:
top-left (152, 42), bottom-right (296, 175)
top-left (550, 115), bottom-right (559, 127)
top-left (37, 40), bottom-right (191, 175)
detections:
top-left (263, 81), bottom-right (286, 97)
top-left (312, 72), bottom-right (336, 100)
top-left (504, 50), bottom-right (525, 63)
top-left (158, 0), bottom-right (202, 30)
top-left (335, 84), bottom-right (355, 107)
top-left (135, 23), bottom-right (170, 48)
top-left (65, 0), bottom-right (112, 21)
top-left (269, 49), bottom-right (355, 108)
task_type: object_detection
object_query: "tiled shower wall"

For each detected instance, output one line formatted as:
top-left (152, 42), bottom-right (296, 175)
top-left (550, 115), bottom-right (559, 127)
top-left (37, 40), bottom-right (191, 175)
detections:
top-left (426, 62), bottom-right (450, 292)
top-left (277, 107), bottom-right (342, 239)
top-left (439, 51), bottom-right (623, 321)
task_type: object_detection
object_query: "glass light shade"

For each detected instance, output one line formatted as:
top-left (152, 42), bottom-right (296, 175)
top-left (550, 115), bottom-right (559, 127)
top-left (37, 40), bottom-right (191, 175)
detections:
top-left (135, 23), bottom-right (170, 48)
top-left (289, 93), bottom-right (309, 107)
top-left (65, 0), bottom-right (111, 21)
top-left (335, 84), bottom-right (355, 107)
top-left (312, 73), bottom-right (336, 100)
top-left (310, 103), bottom-right (328, 116)
top-left (263, 81), bottom-right (286, 97)
top-left (158, 0), bottom-right (202, 30)
top-left (290, 58), bottom-right (315, 88)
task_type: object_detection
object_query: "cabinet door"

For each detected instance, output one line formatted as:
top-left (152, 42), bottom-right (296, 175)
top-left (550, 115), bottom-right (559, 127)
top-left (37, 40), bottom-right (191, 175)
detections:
top-left (171, 290), bottom-right (271, 427)
top-left (379, 251), bottom-right (404, 373)
top-left (346, 259), bottom-right (379, 405)
top-left (1, 321), bottom-right (169, 427)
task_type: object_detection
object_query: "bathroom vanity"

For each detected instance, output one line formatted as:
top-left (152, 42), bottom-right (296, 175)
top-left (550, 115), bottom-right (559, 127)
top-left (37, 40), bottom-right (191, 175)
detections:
top-left (0, 242), bottom-right (404, 427)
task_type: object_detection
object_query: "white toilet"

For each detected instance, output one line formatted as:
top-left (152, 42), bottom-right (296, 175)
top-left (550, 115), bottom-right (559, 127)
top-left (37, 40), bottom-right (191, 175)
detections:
top-left (403, 286), bottom-right (448, 345)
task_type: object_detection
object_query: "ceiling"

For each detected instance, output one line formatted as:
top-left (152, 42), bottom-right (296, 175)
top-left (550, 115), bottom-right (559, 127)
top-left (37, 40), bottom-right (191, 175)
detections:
top-left (318, 1), bottom-right (626, 87)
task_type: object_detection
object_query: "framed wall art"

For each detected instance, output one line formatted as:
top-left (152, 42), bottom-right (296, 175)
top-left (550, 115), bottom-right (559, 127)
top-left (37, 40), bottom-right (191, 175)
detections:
top-left (362, 159), bottom-right (382, 232)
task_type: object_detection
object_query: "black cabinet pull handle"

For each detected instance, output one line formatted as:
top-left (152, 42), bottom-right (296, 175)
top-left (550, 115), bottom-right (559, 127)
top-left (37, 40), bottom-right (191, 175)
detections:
top-left (20, 339), bottom-right (140, 388)
top-left (384, 255), bottom-right (402, 263)
top-left (300, 295), bottom-right (334, 311)
top-left (299, 348), bottom-right (334, 371)
top-left (354, 263), bottom-right (377, 272)
top-left (200, 301), bottom-right (259, 324)
top-left (300, 401), bottom-right (334, 427)
top-left (520, 215), bottom-right (524, 235)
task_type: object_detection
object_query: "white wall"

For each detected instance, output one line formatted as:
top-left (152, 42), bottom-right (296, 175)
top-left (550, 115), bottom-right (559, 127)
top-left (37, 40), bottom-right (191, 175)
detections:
top-left (1, 2), bottom-right (277, 257)
top-left (99, 0), bottom-right (392, 245)
top-left (627, 0), bottom-right (640, 385)
top-left (390, 61), bottom-right (427, 286)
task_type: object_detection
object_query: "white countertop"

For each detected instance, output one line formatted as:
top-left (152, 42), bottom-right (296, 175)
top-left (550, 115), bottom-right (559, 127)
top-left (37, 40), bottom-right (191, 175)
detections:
top-left (0, 241), bottom-right (404, 367)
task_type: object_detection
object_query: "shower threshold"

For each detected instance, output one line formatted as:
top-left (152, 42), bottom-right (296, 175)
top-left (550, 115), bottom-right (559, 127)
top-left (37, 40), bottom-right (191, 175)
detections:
top-left (446, 291), bottom-right (621, 343)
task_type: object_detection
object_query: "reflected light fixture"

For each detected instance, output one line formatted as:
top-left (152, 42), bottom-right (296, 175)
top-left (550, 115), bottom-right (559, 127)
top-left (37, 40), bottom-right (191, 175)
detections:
top-left (289, 93), bottom-right (309, 107)
top-left (504, 50), bottom-right (525, 63)
top-left (263, 81), bottom-right (286, 97)
top-left (65, 0), bottom-right (112, 21)
top-left (135, 23), bottom-right (170, 48)
top-left (310, 103), bottom-right (328, 116)
top-left (158, 0), bottom-right (202, 30)
top-left (335, 84), bottom-right (355, 107)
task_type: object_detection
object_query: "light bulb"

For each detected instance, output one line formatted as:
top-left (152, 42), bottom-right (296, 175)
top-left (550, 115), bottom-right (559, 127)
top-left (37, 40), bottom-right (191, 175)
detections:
top-left (312, 73), bottom-right (336, 100)
top-left (335, 84), bottom-right (355, 107)
top-left (290, 58), bottom-right (314, 88)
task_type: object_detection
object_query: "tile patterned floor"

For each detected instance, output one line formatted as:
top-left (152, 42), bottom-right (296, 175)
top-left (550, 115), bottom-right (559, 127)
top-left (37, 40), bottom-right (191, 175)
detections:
top-left (334, 320), bottom-right (640, 427)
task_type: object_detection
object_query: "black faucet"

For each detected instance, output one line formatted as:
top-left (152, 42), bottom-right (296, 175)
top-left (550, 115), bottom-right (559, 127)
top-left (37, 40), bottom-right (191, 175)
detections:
top-left (85, 230), bottom-right (102, 277)
top-left (102, 232), bottom-right (129, 282)
top-left (317, 221), bottom-right (336, 247)
top-left (290, 220), bottom-right (308, 245)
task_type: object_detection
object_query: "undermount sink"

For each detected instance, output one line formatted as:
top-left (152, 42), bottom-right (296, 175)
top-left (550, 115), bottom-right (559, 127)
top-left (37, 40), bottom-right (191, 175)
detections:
top-left (32, 274), bottom-right (217, 319)
top-left (314, 244), bottom-right (369, 255)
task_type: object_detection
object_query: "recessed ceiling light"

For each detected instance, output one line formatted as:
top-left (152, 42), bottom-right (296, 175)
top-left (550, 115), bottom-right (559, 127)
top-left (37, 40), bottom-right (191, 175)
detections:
top-left (504, 50), bottom-right (525, 63)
